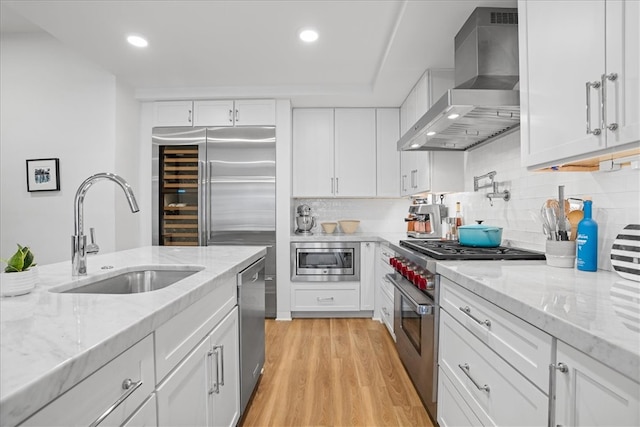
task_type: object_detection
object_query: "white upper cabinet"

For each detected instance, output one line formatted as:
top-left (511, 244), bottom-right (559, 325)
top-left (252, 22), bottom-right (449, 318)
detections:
top-left (376, 108), bottom-right (401, 197)
top-left (153, 99), bottom-right (276, 127)
top-left (232, 99), bottom-right (276, 126)
top-left (334, 108), bottom-right (376, 197)
top-left (193, 100), bottom-right (234, 126)
top-left (519, 0), bottom-right (640, 169)
top-left (292, 108), bottom-right (381, 198)
top-left (292, 108), bottom-right (335, 197)
top-left (399, 69), bottom-right (462, 196)
top-left (153, 101), bottom-right (194, 127)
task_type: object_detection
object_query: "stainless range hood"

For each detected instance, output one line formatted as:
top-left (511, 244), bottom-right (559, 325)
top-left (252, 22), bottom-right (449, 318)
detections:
top-left (398, 7), bottom-right (520, 152)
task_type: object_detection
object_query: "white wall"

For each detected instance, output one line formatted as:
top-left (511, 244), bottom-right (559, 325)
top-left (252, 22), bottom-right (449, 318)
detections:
top-left (0, 33), bottom-right (141, 265)
top-left (114, 80), bottom-right (143, 251)
top-left (439, 131), bottom-right (640, 271)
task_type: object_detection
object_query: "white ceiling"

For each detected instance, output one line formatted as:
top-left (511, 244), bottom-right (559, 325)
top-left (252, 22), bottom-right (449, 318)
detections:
top-left (1, 0), bottom-right (516, 107)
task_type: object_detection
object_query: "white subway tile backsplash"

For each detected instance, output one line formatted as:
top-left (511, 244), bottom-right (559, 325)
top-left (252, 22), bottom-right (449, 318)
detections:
top-left (444, 132), bottom-right (640, 271)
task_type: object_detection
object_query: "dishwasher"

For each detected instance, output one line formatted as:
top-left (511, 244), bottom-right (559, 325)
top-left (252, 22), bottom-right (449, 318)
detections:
top-left (238, 257), bottom-right (266, 416)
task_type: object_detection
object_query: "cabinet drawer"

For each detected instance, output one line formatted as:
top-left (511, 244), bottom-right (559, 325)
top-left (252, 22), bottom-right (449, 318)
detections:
top-left (379, 290), bottom-right (395, 339)
top-left (379, 269), bottom-right (395, 300)
top-left (438, 368), bottom-right (483, 427)
top-left (21, 335), bottom-right (155, 427)
top-left (439, 310), bottom-right (548, 426)
top-left (292, 284), bottom-right (359, 311)
top-left (440, 277), bottom-right (552, 390)
top-left (155, 277), bottom-right (237, 381)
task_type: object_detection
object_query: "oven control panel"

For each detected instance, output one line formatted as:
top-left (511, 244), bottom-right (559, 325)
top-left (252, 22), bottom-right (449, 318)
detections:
top-left (389, 257), bottom-right (434, 291)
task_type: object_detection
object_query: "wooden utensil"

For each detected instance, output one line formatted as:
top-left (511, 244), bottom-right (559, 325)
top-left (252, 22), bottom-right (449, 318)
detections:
top-left (567, 209), bottom-right (584, 241)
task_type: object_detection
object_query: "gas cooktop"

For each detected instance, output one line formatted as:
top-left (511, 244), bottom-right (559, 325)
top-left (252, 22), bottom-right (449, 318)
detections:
top-left (400, 239), bottom-right (546, 261)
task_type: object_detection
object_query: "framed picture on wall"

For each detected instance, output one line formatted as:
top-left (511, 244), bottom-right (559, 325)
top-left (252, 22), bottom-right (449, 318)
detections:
top-left (26, 158), bottom-right (60, 192)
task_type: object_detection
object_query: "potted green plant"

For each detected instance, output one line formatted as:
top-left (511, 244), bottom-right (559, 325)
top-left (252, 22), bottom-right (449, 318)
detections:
top-left (1, 244), bottom-right (38, 297)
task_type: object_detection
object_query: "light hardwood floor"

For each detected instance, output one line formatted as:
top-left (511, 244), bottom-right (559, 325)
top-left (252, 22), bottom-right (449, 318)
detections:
top-left (240, 318), bottom-right (434, 427)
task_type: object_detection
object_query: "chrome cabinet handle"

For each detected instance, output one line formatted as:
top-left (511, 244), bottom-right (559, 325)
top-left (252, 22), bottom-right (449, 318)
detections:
top-left (228, 109), bottom-right (233, 123)
top-left (585, 80), bottom-right (602, 135)
top-left (411, 169), bottom-right (416, 188)
top-left (207, 349), bottom-right (215, 394)
top-left (548, 362), bottom-right (569, 427)
top-left (335, 177), bottom-right (339, 194)
top-left (382, 307), bottom-right (389, 316)
top-left (216, 345), bottom-right (225, 386)
top-left (188, 109), bottom-right (192, 123)
top-left (89, 378), bottom-right (143, 427)
top-left (198, 160), bottom-right (207, 245)
top-left (330, 177), bottom-right (334, 194)
top-left (402, 175), bottom-right (407, 192)
top-left (601, 73), bottom-right (619, 132)
top-left (235, 109), bottom-right (239, 122)
top-left (458, 364), bottom-right (490, 392)
top-left (459, 306), bottom-right (491, 327)
top-left (209, 348), bottom-right (221, 394)
top-left (317, 297), bottom-right (334, 302)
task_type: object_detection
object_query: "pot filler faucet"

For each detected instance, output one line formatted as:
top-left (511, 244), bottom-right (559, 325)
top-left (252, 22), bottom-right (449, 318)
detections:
top-left (72, 172), bottom-right (139, 276)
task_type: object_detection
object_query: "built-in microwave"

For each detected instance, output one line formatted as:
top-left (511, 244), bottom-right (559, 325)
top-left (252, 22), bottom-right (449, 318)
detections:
top-left (291, 242), bottom-right (360, 282)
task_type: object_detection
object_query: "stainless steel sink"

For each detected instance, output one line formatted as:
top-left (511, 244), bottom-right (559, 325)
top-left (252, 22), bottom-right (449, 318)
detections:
top-left (54, 267), bottom-right (202, 294)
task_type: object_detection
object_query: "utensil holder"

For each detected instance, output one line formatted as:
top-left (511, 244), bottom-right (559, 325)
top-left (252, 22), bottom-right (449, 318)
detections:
top-left (545, 240), bottom-right (576, 268)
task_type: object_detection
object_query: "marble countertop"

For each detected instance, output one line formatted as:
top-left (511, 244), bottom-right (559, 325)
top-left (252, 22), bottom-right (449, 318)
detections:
top-left (0, 245), bottom-right (266, 426)
top-left (436, 260), bottom-right (640, 381)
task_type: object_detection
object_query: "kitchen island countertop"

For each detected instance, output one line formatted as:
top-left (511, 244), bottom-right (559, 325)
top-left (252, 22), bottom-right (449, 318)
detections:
top-left (0, 245), bottom-right (266, 426)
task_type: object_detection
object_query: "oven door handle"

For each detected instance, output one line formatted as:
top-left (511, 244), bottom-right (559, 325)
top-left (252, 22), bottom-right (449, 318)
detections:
top-left (386, 273), bottom-right (433, 315)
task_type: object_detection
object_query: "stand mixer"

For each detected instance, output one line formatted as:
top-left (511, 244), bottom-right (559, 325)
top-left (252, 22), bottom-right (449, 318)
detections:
top-left (295, 204), bottom-right (316, 234)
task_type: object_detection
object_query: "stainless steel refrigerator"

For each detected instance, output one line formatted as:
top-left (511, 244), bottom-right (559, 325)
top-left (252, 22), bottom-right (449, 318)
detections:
top-left (152, 126), bottom-right (276, 317)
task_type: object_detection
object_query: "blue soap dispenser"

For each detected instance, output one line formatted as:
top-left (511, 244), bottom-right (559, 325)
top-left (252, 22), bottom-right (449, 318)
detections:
top-left (576, 200), bottom-right (598, 271)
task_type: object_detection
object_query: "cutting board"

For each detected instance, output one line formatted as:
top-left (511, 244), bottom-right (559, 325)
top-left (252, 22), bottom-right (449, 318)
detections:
top-left (611, 224), bottom-right (640, 282)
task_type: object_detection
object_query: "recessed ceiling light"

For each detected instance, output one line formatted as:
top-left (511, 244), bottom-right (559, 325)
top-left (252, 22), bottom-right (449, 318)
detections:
top-left (127, 35), bottom-right (148, 48)
top-left (299, 29), bottom-right (319, 43)
top-left (426, 131), bottom-right (436, 136)
top-left (447, 113), bottom-right (460, 120)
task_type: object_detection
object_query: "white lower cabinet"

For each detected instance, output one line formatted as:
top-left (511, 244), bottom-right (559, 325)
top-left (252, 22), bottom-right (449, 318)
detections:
top-left (360, 242), bottom-right (375, 311)
top-left (375, 243), bottom-right (395, 339)
top-left (439, 277), bottom-right (552, 390)
top-left (157, 307), bottom-right (240, 427)
top-left (438, 370), bottom-right (483, 427)
top-left (21, 335), bottom-right (156, 427)
top-left (291, 283), bottom-right (360, 311)
top-left (122, 395), bottom-right (158, 427)
top-left (553, 340), bottom-right (640, 427)
top-left (439, 310), bottom-right (548, 426)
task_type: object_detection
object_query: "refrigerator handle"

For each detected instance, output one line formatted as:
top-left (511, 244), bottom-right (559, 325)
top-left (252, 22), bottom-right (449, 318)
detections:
top-left (199, 159), bottom-right (207, 246)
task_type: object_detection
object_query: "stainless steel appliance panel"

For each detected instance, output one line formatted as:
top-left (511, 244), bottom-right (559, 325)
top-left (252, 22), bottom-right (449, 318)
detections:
top-left (238, 257), bottom-right (266, 416)
top-left (152, 126), bottom-right (277, 317)
top-left (206, 127), bottom-right (275, 237)
top-left (389, 272), bottom-right (439, 421)
top-left (209, 231), bottom-right (277, 319)
top-left (291, 242), bottom-right (360, 282)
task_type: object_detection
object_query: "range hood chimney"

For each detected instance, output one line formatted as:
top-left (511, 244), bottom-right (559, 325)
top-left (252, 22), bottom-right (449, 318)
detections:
top-left (398, 7), bottom-right (520, 152)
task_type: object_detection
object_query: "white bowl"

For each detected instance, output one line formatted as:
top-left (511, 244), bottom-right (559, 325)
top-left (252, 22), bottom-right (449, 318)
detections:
top-left (339, 220), bottom-right (360, 234)
top-left (321, 222), bottom-right (337, 234)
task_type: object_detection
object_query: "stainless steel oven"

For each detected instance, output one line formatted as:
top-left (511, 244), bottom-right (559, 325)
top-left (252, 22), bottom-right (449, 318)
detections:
top-left (386, 268), bottom-right (439, 420)
top-left (291, 242), bottom-right (360, 282)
